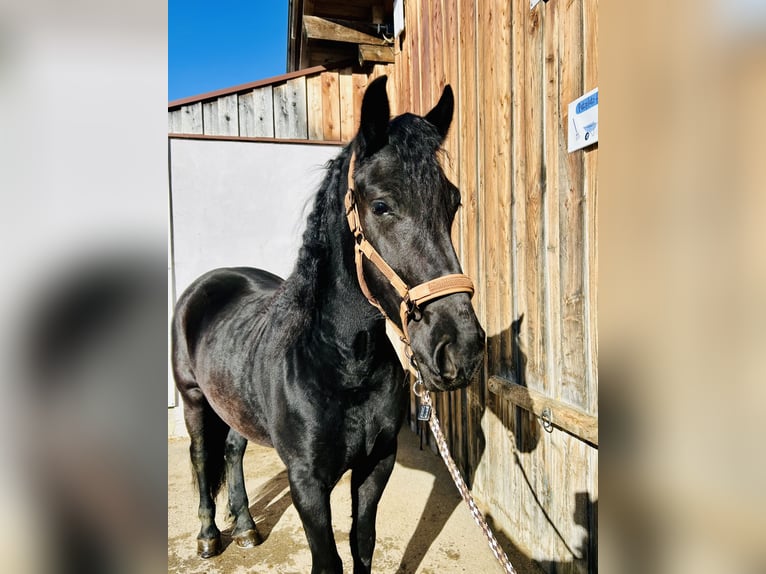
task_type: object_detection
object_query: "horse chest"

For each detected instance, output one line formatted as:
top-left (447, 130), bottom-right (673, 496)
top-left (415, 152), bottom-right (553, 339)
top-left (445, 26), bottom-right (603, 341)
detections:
top-left (340, 402), bottom-right (396, 458)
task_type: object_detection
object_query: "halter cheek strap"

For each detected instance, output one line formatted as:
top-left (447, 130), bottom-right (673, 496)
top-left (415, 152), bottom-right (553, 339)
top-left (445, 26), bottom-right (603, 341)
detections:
top-left (344, 153), bottom-right (475, 346)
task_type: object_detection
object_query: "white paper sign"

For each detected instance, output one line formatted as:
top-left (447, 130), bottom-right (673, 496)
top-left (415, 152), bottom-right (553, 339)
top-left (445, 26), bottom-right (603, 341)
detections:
top-left (568, 87), bottom-right (598, 152)
top-left (530, 0), bottom-right (542, 8)
top-left (394, 0), bottom-right (405, 38)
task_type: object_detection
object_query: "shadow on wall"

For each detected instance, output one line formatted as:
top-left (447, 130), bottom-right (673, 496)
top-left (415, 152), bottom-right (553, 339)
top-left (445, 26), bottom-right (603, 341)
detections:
top-left (395, 314), bottom-right (597, 574)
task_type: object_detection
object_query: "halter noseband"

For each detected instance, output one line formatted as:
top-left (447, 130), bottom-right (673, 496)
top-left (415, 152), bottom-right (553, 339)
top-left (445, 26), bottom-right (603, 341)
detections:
top-left (344, 152), bottom-right (475, 346)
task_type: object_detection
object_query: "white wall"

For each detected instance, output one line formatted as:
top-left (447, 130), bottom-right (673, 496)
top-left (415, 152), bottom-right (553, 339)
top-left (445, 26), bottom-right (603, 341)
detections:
top-left (170, 138), bottom-right (342, 297)
top-left (168, 138), bottom-right (342, 426)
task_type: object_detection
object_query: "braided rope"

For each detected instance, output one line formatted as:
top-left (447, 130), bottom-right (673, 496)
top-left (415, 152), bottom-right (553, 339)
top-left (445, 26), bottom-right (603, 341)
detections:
top-left (419, 390), bottom-right (517, 574)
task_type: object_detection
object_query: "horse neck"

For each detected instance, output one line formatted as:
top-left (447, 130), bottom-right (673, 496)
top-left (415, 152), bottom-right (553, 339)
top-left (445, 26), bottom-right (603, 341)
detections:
top-left (284, 152), bottom-right (386, 361)
top-left (316, 159), bottom-right (384, 351)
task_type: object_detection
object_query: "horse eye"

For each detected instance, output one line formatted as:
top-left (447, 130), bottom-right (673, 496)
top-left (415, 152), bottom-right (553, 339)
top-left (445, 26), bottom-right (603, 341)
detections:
top-left (371, 200), bottom-right (390, 216)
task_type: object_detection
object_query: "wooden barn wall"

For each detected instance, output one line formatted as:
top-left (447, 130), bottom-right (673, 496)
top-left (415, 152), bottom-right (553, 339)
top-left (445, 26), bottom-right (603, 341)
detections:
top-left (374, 0), bottom-right (598, 570)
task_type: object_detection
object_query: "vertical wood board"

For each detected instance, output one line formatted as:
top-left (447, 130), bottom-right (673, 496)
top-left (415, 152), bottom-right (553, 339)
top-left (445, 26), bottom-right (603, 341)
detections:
top-left (273, 77), bottom-right (308, 139)
top-left (307, 74), bottom-right (324, 140)
top-left (252, 86), bottom-right (275, 138)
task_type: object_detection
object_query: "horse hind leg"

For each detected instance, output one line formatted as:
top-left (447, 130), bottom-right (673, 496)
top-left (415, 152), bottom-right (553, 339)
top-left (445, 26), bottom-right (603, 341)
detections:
top-left (224, 429), bottom-right (262, 548)
top-left (182, 390), bottom-right (229, 558)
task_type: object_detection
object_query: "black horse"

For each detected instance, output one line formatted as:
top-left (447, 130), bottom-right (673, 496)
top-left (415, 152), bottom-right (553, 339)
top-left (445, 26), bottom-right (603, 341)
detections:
top-left (171, 76), bottom-right (485, 574)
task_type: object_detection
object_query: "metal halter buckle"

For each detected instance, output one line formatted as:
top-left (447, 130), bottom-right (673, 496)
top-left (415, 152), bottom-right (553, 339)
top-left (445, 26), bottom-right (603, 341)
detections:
top-left (405, 297), bottom-right (422, 322)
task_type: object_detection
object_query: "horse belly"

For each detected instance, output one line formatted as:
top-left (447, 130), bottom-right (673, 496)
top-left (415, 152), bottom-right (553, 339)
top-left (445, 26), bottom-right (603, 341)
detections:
top-left (196, 310), bottom-right (278, 448)
top-left (201, 371), bottom-right (275, 447)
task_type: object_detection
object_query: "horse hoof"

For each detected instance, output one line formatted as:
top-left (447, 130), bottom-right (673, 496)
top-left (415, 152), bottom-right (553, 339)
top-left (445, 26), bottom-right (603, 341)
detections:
top-left (197, 536), bottom-right (222, 558)
top-left (234, 529), bottom-right (262, 548)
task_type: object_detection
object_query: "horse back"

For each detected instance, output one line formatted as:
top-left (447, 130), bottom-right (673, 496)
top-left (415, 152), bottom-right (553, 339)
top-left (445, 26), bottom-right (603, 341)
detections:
top-left (172, 267), bottom-right (282, 395)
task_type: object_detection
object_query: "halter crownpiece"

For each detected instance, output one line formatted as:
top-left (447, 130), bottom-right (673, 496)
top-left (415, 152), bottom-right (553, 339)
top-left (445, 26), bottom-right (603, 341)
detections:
top-left (344, 152), bottom-right (475, 345)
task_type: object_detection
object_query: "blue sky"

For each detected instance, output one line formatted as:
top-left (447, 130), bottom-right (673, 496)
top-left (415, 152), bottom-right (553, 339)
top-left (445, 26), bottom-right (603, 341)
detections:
top-left (169, 0), bottom-right (289, 101)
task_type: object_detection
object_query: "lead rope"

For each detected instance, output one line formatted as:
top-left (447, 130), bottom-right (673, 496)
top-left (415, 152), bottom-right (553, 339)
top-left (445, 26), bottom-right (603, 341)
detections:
top-left (410, 358), bottom-right (517, 574)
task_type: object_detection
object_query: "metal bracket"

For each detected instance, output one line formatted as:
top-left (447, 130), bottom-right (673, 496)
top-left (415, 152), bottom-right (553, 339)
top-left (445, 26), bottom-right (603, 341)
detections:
top-left (540, 407), bottom-right (554, 433)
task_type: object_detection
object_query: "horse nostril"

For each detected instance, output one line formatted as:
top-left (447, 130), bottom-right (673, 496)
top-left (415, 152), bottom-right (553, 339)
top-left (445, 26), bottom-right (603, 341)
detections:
top-left (434, 337), bottom-right (458, 381)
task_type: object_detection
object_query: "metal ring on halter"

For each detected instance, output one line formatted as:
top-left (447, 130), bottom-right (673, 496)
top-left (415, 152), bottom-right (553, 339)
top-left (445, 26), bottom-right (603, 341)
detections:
top-left (405, 297), bottom-right (423, 322)
top-left (412, 377), bottom-right (427, 398)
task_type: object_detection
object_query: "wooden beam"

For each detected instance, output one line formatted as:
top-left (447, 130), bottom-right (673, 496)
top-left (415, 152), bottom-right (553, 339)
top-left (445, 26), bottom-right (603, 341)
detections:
top-left (167, 133), bottom-right (343, 146)
top-left (488, 375), bottom-right (598, 447)
top-left (303, 14), bottom-right (388, 46)
top-left (359, 44), bottom-right (395, 64)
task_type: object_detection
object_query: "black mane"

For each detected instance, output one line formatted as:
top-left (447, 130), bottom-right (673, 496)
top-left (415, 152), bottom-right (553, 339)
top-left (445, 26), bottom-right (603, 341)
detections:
top-left (272, 146), bottom-right (354, 342)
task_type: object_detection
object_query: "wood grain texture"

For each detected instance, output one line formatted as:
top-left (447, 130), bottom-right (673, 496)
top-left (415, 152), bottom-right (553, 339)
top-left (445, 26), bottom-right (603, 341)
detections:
top-left (523, 5), bottom-right (547, 392)
top-left (202, 100), bottom-right (218, 134)
top-left (303, 14), bottom-right (388, 45)
top-left (217, 94), bottom-right (239, 136)
top-left (321, 71), bottom-right (341, 141)
top-left (339, 68), bottom-right (355, 141)
top-left (238, 91), bottom-right (255, 137)
top-left (456, 0), bottom-right (482, 484)
top-left (358, 44), bottom-right (395, 64)
top-left (558, 0), bottom-right (587, 409)
top-left (252, 86), bottom-right (275, 138)
top-left (307, 74), bottom-right (324, 140)
top-left (168, 109), bottom-right (182, 133)
top-left (583, 0), bottom-right (599, 416)
top-left (180, 103), bottom-right (203, 134)
top-left (488, 376), bottom-right (597, 446)
top-left (274, 77), bottom-right (308, 139)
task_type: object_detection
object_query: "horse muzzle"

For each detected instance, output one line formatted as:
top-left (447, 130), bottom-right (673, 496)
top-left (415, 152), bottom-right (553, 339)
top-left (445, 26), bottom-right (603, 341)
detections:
top-left (408, 295), bottom-right (485, 392)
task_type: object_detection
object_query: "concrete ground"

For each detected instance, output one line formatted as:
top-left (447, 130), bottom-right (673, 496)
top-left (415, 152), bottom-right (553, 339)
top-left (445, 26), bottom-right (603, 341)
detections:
top-left (168, 426), bottom-right (544, 573)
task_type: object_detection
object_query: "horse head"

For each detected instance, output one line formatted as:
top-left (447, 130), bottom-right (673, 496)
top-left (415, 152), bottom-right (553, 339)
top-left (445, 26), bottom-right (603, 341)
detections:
top-left (348, 76), bottom-right (485, 392)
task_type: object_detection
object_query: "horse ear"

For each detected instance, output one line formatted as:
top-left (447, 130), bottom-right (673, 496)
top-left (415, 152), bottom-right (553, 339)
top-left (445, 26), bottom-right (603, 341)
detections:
top-left (425, 84), bottom-right (454, 140)
top-left (357, 76), bottom-right (390, 157)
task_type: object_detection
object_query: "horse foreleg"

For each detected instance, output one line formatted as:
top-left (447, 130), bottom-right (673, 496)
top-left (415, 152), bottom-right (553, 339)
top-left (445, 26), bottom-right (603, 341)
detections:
top-left (288, 468), bottom-right (343, 574)
top-left (349, 439), bottom-right (397, 574)
top-left (224, 429), bottom-right (262, 548)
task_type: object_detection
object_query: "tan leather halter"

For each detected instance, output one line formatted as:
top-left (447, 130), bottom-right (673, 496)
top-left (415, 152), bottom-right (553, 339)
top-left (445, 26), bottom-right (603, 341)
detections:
top-left (344, 152), bottom-right (475, 346)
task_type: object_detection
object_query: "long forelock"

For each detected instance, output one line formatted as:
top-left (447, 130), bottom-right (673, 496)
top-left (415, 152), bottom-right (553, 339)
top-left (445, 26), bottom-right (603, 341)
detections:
top-left (387, 115), bottom-right (454, 220)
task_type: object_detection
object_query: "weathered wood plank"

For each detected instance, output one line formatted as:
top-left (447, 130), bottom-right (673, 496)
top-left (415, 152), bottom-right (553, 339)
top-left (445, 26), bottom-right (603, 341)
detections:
top-left (273, 77), bottom-right (308, 139)
top-left (339, 68), bottom-right (355, 141)
top-left (509, 0), bottom-right (528, 388)
top-left (216, 94), bottom-right (239, 136)
top-left (358, 44), bottom-right (395, 64)
top-left (409, 0), bottom-right (422, 114)
top-left (457, 0), bottom-right (482, 482)
top-left (523, 5), bottom-right (547, 393)
top-left (168, 64), bottom-right (337, 109)
top-left (178, 103), bottom-right (202, 134)
top-left (303, 14), bottom-right (388, 46)
top-left (558, 0), bottom-right (587, 409)
top-left (488, 376), bottom-right (597, 446)
top-left (443, 0), bottom-right (462, 463)
top-left (543, 0), bottom-right (564, 431)
top-left (168, 110), bottom-right (181, 133)
top-left (352, 72), bottom-right (368, 136)
top-left (479, 0), bottom-right (513, 512)
top-left (238, 91), bottom-right (256, 137)
top-left (202, 100), bottom-right (218, 135)
top-left (583, 0), bottom-right (599, 416)
top-left (424, 17), bottom-right (447, 450)
top-left (252, 86), bottom-right (275, 138)
top-left (306, 73), bottom-right (324, 140)
top-left (320, 72), bottom-right (341, 141)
